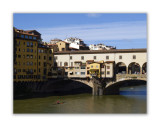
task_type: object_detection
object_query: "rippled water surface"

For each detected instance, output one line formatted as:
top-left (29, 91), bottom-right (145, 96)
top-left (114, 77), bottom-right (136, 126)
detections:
top-left (14, 93), bottom-right (146, 114)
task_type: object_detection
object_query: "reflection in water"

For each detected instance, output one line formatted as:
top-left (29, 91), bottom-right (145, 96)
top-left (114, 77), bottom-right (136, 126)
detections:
top-left (120, 85), bottom-right (146, 95)
top-left (14, 93), bottom-right (146, 113)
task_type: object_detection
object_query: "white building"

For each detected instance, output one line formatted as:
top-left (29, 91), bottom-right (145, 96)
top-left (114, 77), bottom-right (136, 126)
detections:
top-left (64, 37), bottom-right (87, 50)
top-left (89, 43), bottom-right (116, 50)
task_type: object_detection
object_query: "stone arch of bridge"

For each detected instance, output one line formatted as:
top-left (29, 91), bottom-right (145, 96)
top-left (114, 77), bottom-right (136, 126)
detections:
top-left (104, 79), bottom-right (147, 95)
top-left (128, 62), bottom-right (141, 74)
top-left (70, 79), bottom-right (93, 88)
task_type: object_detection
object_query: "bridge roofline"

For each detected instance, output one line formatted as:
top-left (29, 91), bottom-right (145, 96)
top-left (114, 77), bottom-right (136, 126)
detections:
top-left (54, 48), bottom-right (147, 55)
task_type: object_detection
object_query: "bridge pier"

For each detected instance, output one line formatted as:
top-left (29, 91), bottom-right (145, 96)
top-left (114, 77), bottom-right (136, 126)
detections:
top-left (91, 77), bottom-right (105, 96)
top-left (92, 85), bottom-right (103, 96)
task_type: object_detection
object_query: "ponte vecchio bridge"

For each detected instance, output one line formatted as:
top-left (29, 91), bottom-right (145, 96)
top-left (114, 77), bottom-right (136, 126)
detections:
top-left (54, 49), bottom-right (147, 95)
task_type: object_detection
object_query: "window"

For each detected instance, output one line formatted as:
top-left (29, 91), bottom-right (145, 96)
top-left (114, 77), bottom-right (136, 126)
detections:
top-left (29, 36), bottom-right (32, 39)
top-left (30, 49), bottom-right (33, 52)
top-left (119, 55), bottom-right (122, 59)
top-left (30, 55), bottom-right (33, 59)
top-left (94, 56), bottom-right (96, 60)
top-left (30, 42), bottom-right (33, 47)
top-left (39, 62), bottom-right (40, 66)
top-left (39, 49), bottom-right (41, 53)
top-left (44, 56), bottom-right (46, 60)
top-left (21, 34), bottom-right (24, 38)
top-left (44, 62), bottom-right (46, 67)
top-left (107, 66), bottom-right (110, 69)
top-left (24, 42), bottom-right (25, 45)
top-left (49, 57), bottom-right (52, 60)
top-left (106, 56), bottom-right (109, 59)
top-left (19, 48), bottom-right (20, 51)
top-left (18, 55), bottom-right (21, 58)
top-left (25, 35), bottom-right (28, 39)
top-left (65, 72), bottom-right (68, 75)
top-left (39, 68), bottom-right (40, 72)
top-left (81, 72), bottom-right (85, 75)
top-left (39, 56), bottom-right (40, 59)
top-left (27, 62), bottom-right (29, 65)
top-left (81, 66), bottom-right (86, 69)
top-left (64, 62), bottom-right (68, 66)
top-left (75, 72), bottom-right (79, 75)
top-left (27, 42), bottom-right (30, 47)
top-left (133, 55), bottom-right (136, 59)
top-left (81, 56), bottom-right (84, 60)
top-left (75, 67), bottom-right (79, 69)
top-left (30, 62), bottom-right (33, 65)
top-left (70, 56), bottom-right (72, 60)
top-left (96, 65), bottom-right (98, 68)
top-left (107, 71), bottom-right (110, 75)
top-left (101, 72), bottom-right (104, 75)
top-left (91, 65), bottom-right (93, 68)
top-left (33, 37), bottom-right (36, 40)
top-left (27, 55), bottom-right (29, 58)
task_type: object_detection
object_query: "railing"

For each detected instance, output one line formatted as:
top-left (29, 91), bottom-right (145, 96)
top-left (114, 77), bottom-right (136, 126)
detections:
top-left (116, 74), bottom-right (147, 80)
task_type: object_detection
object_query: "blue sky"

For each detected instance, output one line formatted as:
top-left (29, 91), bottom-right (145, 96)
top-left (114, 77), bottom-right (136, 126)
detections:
top-left (13, 13), bottom-right (147, 49)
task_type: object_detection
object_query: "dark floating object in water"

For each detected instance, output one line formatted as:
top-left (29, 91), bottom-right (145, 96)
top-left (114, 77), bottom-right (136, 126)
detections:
top-left (53, 102), bottom-right (65, 105)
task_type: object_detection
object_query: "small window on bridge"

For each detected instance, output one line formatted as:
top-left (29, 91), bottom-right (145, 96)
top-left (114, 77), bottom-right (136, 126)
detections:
top-left (81, 56), bottom-right (84, 60)
top-left (107, 71), bottom-right (110, 75)
top-left (119, 55), bottom-right (122, 59)
top-left (133, 55), bottom-right (136, 59)
top-left (106, 56), bottom-right (109, 59)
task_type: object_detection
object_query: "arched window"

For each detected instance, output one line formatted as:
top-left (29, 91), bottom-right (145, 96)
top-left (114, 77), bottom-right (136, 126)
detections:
top-left (64, 62), bottom-right (68, 66)
top-left (142, 62), bottom-right (147, 74)
top-left (116, 62), bottom-right (127, 74)
top-left (128, 62), bottom-right (140, 74)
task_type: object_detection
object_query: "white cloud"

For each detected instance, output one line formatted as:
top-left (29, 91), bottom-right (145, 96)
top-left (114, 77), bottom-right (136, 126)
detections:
top-left (36, 21), bottom-right (147, 42)
top-left (86, 13), bottom-right (101, 18)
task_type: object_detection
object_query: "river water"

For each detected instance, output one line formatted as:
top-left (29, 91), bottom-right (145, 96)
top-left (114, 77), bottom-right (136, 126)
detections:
top-left (14, 85), bottom-right (146, 114)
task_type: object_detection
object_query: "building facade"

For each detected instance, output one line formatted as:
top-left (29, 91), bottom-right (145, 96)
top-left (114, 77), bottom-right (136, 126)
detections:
top-left (13, 28), bottom-right (55, 83)
top-left (54, 49), bottom-right (147, 79)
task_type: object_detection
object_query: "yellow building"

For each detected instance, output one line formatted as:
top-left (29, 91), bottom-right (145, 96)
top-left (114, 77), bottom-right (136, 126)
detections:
top-left (14, 27), bottom-right (56, 83)
top-left (56, 41), bottom-right (69, 51)
top-left (86, 60), bottom-right (94, 78)
top-left (89, 62), bottom-right (101, 78)
top-left (14, 28), bottom-right (40, 82)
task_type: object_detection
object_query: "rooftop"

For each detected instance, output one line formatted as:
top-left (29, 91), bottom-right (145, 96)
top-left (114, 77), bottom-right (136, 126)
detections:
top-left (54, 48), bottom-right (147, 55)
